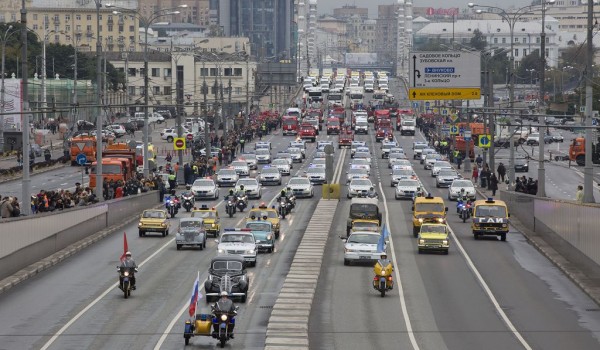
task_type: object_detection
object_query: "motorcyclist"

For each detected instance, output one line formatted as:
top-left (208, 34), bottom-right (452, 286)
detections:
top-left (367, 187), bottom-right (378, 198)
top-left (165, 193), bottom-right (181, 209)
top-left (214, 291), bottom-right (237, 338)
top-left (181, 185), bottom-right (194, 206)
top-left (235, 185), bottom-right (246, 198)
top-left (277, 189), bottom-right (294, 207)
top-left (120, 251), bottom-right (138, 289)
top-left (374, 253), bottom-right (393, 290)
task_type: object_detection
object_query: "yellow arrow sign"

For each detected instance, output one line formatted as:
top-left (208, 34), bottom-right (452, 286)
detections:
top-left (409, 88), bottom-right (481, 100)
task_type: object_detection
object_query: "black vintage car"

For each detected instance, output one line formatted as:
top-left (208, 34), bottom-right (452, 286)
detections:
top-left (204, 255), bottom-right (249, 303)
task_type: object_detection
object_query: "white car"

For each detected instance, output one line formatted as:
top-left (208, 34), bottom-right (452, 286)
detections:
top-left (288, 147), bottom-right (303, 163)
top-left (290, 141), bottom-right (306, 158)
top-left (353, 151), bottom-right (372, 163)
top-left (347, 178), bottom-right (375, 198)
top-left (364, 83), bottom-right (374, 92)
top-left (231, 160), bottom-right (250, 177)
top-left (381, 142), bottom-right (397, 159)
top-left (160, 128), bottom-right (188, 142)
top-left (317, 141), bottom-right (334, 152)
top-left (395, 179), bottom-right (423, 200)
top-left (350, 158), bottom-right (371, 174)
top-left (448, 179), bottom-right (476, 201)
top-left (390, 168), bottom-right (417, 186)
top-left (391, 159), bottom-right (412, 169)
top-left (108, 124), bottom-right (126, 137)
top-left (240, 153), bottom-right (258, 170)
top-left (351, 145), bottom-right (370, 158)
top-left (216, 168), bottom-right (239, 187)
top-left (431, 161), bottom-right (453, 177)
top-left (217, 231), bottom-right (257, 266)
top-left (379, 83), bottom-right (389, 92)
top-left (388, 153), bottom-right (408, 168)
top-left (343, 231), bottom-right (386, 265)
top-left (421, 148), bottom-right (436, 164)
top-left (347, 167), bottom-right (370, 184)
top-left (276, 152), bottom-right (293, 166)
top-left (255, 149), bottom-right (271, 164)
top-left (191, 178), bottom-right (220, 199)
top-left (286, 177), bottom-right (314, 198)
top-left (255, 141), bottom-right (272, 150)
top-left (351, 141), bottom-right (367, 156)
top-left (436, 169), bottom-right (461, 188)
top-left (355, 119), bottom-right (369, 134)
top-left (413, 143), bottom-right (428, 159)
top-left (235, 178), bottom-right (262, 199)
top-left (306, 166), bottom-right (327, 184)
top-left (272, 159), bottom-right (291, 175)
top-left (310, 158), bottom-right (327, 168)
top-left (424, 153), bottom-right (443, 169)
top-left (258, 166), bottom-right (282, 186)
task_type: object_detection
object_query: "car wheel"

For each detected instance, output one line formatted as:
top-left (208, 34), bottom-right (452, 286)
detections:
top-left (418, 249), bottom-right (423, 254)
top-left (500, 233), bottom-right (507, 241)
top-left (162, 230), bottom-right (167, 237)
top-left (139, 230), bottom-right (144, 237)
top-left (176, 244), bottom-right (181, 250)
top-left (344, 259), bottom-right (350, 266)
top-left (167, 136), bottom-right (173, 143)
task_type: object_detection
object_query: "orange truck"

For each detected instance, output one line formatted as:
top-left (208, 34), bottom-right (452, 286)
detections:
top-left (89, 144), bottom-right (138, 188)
top-left (569, 137), bottom-right (600, 166)
top-left (69, 135), bottom-right (97, 165)
top-left (454, 136), bottom-right (475, 160)
top-left (457, 123), bottom-right (489, 138)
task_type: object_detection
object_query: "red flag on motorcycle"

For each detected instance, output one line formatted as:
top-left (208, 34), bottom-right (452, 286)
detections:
top-left (120, 232), bottom-right (129, 263)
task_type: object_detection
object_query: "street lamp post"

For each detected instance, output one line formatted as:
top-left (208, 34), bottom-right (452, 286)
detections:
top-left (469, 2), bottom-right (539, 188)
top-left (583, 0), bottom-right (595, 203)
top-left (95, 0), bottom-right (104, 202)
top-left (20, 0), bottom-right (32, 215)
top-left (107, 3), bottom-right (186, 178)
top-left (0, 25), bottom-right (16, 153)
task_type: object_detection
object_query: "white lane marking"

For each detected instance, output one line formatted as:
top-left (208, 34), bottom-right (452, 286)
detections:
top-left (378, 182), bottom-right (420, 350)
top-left (416, 186), bottom-right (532, 349)
top-left (60, 183), bottom-right (68, 186)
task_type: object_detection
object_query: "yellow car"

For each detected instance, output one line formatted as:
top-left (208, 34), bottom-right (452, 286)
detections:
top-left (412, 195), bottom-right (448, 237)
top-left (417, 223), bottom-right (449, 254)
top-left (138, 209), bottom-right (170, 237)
top-left (350, 219), bottom-right (380, 236)
top-left (247, 203), bottom-right (281, 238)
top-left (191, 205), bottom-right (221, 237)
top-left (472, 198), bottom-right (510, 241)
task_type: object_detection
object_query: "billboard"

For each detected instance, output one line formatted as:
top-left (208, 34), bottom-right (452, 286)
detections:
top-left (344, 53), bottom-right (378, 65)
top-left (1, 79), bottom-right (22, 132)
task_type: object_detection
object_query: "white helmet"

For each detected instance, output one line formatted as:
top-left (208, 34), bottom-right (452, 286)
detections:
top-left (125, 251), bottom-right (132, 256)
top-left (220, 291), bottom-right (229, 297)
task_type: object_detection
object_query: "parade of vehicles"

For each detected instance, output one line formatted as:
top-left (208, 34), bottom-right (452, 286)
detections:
top-left (255, 148), bottom-right (272, 164)
top-left (347, 198), bottom-right (382, 236)
top-left (235, 178), bottom-right (262, 199)
top-left (373, 257), bottom-right (394, 297)
top-left (216, 229), bottom-right (257, 267)
top-left (306, 166), bottom-right (327, 184)
top-left (191, 178), bottom-right (220, 199)
top-left (391, 168), bottom-right (418, 186)
top-left (342, 231), bottom-right (386, 265)
top-left (330, 107), bottom-right (346, 123)
top-left (247, 203), bottom-right (281, 238)
top-left (412, 195), bottom-right (448, 237)
top-left (350, 219), bottom-right (380, 234)
top-left (138, 209), bottom-right (170, 237)
top-left (303, 117), bottom-right (321, 133)
top-left (347, 167), bottom-right (370, 184)
top-left (395, 179), bottom-right (424, 200)
top-left (326, 117), bottom-right (341, 135)
top-left (288, 147), bottom-right (304, 162)
top-left (216, 168), bottom-right (240, 187)
top-left (258, 166), bottom-right (282, 185)
top-left (287, 176), bottom-right (315, 198)
top-left (204, 255), bottom-right (249, 303)
top-left (338, 127), bottom-right (354, 148)
top-left (418, 223), bottom-right (450, 255)
top-left (448, 179), bottom-right (477, 201)
top-left (231, 161), bottom-right (250, 177)
top-left (431, 160), bottom-right (452, 176)
top-left (472, 198), bottom-right (510, 241)
top-left (191, 205), bottom-right (221, 237)
top-left (176, 218), bottom-right (207, 250)
top-left (436, 169), bottom-right (461, 188)
top-left (245, 220), bottom-right (275, 253)
top-left (272, 159), bottom-right (291, 175)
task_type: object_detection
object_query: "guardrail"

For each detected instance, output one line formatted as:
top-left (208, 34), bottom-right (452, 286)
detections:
top-left (0, 191), bottom-right (159, 280)
top-left (500, 190), bottom-right (600, 267)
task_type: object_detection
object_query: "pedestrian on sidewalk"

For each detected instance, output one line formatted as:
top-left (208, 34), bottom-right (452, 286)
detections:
top-left (472, 166), bottom-right (479, 186)
top-left (576, 185), bottom-right (584, 203)
top-left (497, 163), bottom-right (506, 183)
top-left (489, 173), bottom-right (499, 196)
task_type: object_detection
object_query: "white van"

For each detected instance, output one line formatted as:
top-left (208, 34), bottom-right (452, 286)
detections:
top-left (134, 112), bottom-right (165, 124)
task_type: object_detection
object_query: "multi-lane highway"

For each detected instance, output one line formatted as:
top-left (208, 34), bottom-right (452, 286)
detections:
top-left (309, 78), bottom-right (600, 350)
top-left (0, 125), bottom-right (348, 349)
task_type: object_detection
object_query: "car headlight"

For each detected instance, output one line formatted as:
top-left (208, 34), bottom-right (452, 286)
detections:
top-left (502, 224), bottom-right (508, 228)
top-left (212, 223), bottom-right (216, 228)
top-left (345, 248), bottom-right (356, 253)
top-left (161, 223), bottom-right (167, 227)
top-left (138, 222), bottom-right (143, 227)
top-left (437, 218), bottom-right (445, 223)
top-left (442, 240), bottom-right (449, 245)
top-left (419, 239), bottom-right (425, 244)
top-left (380, 270), bottom-right (386, 276)
top-left (267, 235), bottom-right (273, 240)
top-left (220, 314), bottom-right (228, 321)
top-left (246, 249), bottom-right (255, 254)
top-left (218, 249), bottom-right (225, 254)
top-left (418, 218), bottom-right (424, 223)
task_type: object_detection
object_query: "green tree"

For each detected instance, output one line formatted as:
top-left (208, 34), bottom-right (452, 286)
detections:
top-left (516, 49), bottom-right (541, 79)
top-left (0, 22), bottom-right (42, 78)
top-left (487, 50), bottom-right (510, 86)
top-left (469, 29), bottom-right (487, 51)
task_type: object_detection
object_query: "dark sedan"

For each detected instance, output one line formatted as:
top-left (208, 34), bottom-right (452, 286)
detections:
top-left (514, 158), bottom-right (529, 172)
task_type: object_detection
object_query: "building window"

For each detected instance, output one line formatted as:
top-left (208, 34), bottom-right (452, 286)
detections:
top-left (128, 68), bottom-right (136, 77)
top-left (33, 24), bottom-right (38, 30)
top-left (200, 68), bottom-right (208, 76)
top-left (546, 37), bottom-right (549, 43)
top-left (164, 86), bottom-right (171, 95)
top-left (494, 37), bottom-right (498, 44)
top-left (514, 37), bottom-right (518, 43)
top-left (153, 86), bottom-right (160, 95)
top-left (515, 49), bottom-right (519, 57)
top-left (502, 37), bottom-right (506, 43)
top-left (151, 68), bottom-right (160, 77)
top-left (66, 15), bottom-right (70, 21)
top-left (536, 37), bottom-right (541, 43)
top-left (209, 68), bottom-right (218, 76)
top-left (224, 68), bottom-right (232, 76)
top-left (164, 68), bottom-right (172, 77)
top-left (119, 25), bottom-right (124, 32)
top-left (546, 48), bottom-right (549, 57)
top-left (129, 25), bottom-right (134, 32)
top-left (235, 87), bottom-right (242, 95)
top-left (108, 25), bottom-right (113, 32)
top-left (66, 25), bottom-right (70, 31)
top-left (87, 15), bottom-right (92, 21)
top-left (523, 49), bottom-right (527, 57)
top-left (128, 86), bottom-right (136, 95)
top-left (33, 14), bottom-right (38, 20)
top-left (76, 15), bottom-right (81, 21)
top-left (99, 15), bottom-right (102, 20)
top-left (234, 68), bottom-right (242, 76)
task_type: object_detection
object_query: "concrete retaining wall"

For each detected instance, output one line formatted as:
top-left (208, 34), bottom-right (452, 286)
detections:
top-left (0, 191), bottom-right (160, 280)
top-left (264, 199), bottom-right (338, 350)
top-left (500, 190), bottom-right (600, 267)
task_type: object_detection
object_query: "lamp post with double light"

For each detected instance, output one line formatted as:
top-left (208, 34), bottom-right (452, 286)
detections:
top-left (107, 3), bottom-right (187, 178)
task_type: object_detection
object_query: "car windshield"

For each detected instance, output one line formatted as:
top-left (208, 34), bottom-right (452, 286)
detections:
top-left (307, 168), bottom-right (325, 174)
top-left (328, 120), bottom-right (340, 126)
top-left (402, 120), bottom-right (415, 126)
top-left (277, 153), bottom-right (291, 158)
top-left (219, 169), bottom-right (237, 176)
top-left (191, 210), bottom-right (217, 219)
top-left (415, 203), bottom-right (445, 212)
top-left (273, 159), bottom-right (288, 166)
top-left (422, 225), bottom-right (446, 234)
top-left (312, 159), bottom-right (326, 165)
top-left (212, 260), bottom-right (243, 271)
top-left (350, 204), bottom-right (378, 216)
top-left (347, 234), bottom-right (380, 244)
top-left (452, 180), bottom-right (473, 188)
top-left (350, 168), bottom-right (368, 175)
top-left (243, 154), bottom-right (256, 160)
top-left (398, 180), bottom-right (419, 187)
top-left (180, 220), bottom-right (203, 228)
top-left (355, 152), bottom-right (370, 158)
top-left (426, 154), bottom-right (439, 159)
top-left (352, 159), bottom-right (369, 165)
top-left (262, 168), bottom-right (279, 174)
top-left (142, 210), bottom-right (166, 219)
top-left (237, 179), bottom-right (257, 186)
top-left (515, 159), bottom-right (527, 165)
top-left (414, 144), bottom-right (427, 150)
top-left (356, 121), bottom-right (368, 126)
top-left (256, 149), bottom-right (270, 155)
top-left (221, 234), bottom-right (254, 243)
top-left (475, 205), bottom-right (507, 217)
top-left (232, 161), bottom-right (247, 167)
top-left (193, 180), bottom-right (214, 187)
top-left (435, 162), bottom-right (451, 168)
top-left (246, 222), bottom-right (271, 232)
top-left (289, 178), bottom-right (310, 185)
top-left (352, 222), bottom-right (379, 231)
top-left (393, 169), bottom-right (413, 176)
top-left (438, 170), bottom-right (457, 177)
top-left (382, 144), bottom-right (394, 150)
top-left (352, 179), bottom-right (372, 186)
top-left (288, 148), bottom-right (301, 153)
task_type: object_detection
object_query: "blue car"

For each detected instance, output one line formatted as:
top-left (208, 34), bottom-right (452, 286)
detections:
top-left (245, 220), bottom-right (275, 253)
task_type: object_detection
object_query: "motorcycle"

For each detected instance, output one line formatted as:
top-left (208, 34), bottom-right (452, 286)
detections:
top-left (457, 197), bottom-right (473, 223)
top-left (236, 195), bottom-right (247, 212)
top-left (182, 192), bottom-right (195, 212)
top-left (372, 260), bottom-right (394, 297)
top-left (117, 266), bottom-right (136, 299)
top-left (226, 199), bottom-right (236, 218)
top-left (278, 199), bottom-right (288, 219)
top-left (211, 303), bottom-right (238, 348)
top-left (166, 197), bottom-right (179, 218)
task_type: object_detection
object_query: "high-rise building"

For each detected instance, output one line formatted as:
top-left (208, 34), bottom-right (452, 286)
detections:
top-left (212, 0), bottom-right (294, 60)
top-left (376, 4), bottom-right (399, 63)
top-left (332, 5), bottom-right (368, 20)
top-left (138, 0), bottom-right (210, 27)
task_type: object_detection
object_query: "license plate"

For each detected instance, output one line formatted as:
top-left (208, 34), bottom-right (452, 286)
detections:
top-left (430, 245), bottom-right (440, 248)
top-left (359, 256), bottom-right (370, 259)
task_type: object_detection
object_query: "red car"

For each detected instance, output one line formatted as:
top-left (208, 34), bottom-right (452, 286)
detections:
top-left (338, 128), bottom-right (354, 148)
top-left (326, 117), bottom-right (341, 135)
top-left (376, 127), bottom-right (393, 142)
top-left (299, 123), bottom-right (317, 142)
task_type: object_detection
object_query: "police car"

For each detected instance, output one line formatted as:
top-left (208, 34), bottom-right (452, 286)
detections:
top-left (391, 160), bottom-right (412, 170)
top-left (216, 168), bottom-right (239, 187)
top-left (191, 178), bottom-right (220, 199)
top-left (353, 151), bottom-right (372, 163)
top-left (388, 152), bottom-right (408, 168)
top-left (306, 166), bottom-right (327, 184)
top-left (258, 166), bottom-right (282, 185)
top-left (350, 141), bottom-right (367, 157)
top-left (235, 178), bottom-right (262, 199)
top-left (390, 168), bottom-right (417, 186)
top-left (217, 229), bottom-right (257, 267)
top-left (276, 152), bottom-right (293, 166)
top-left (395, 179), bottom-right (423, 200)
top-left (381, 141), bottom-right (397, 159)
top-left (350, 158), bottom-right (371, 174)
top-left (286, 177), bottom-right (314, 198)
top-left (310, 158), bottom-right (326, 168)
top-left (231, 160), bottom-right (250, 177)
top-left (272, 159), bottom-right (291, 175)
top-left (288, 147), bottom-right (304, 163)
top-left (431, 161), bottom-right (453, 177)
top-left (347, 178), bottom-right (375, 198)
top-left (347, 166), bottom-right (370, 184)
top-left (255, 141), bottom-right (272, 150)
top-left (241, 153), bottom-right (258, 170)
top-left (255, 149), bottom-right (272, 164)
top-left (317, 141), bottom-right (334, 152)
top-left (289, 141), bottom-right (306, 158)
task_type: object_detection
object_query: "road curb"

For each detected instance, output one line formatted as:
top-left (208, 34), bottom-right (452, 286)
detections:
top-left (0, 201), bottom-right (163, 296)
top-left (264, 199), bottom-right (338, 350)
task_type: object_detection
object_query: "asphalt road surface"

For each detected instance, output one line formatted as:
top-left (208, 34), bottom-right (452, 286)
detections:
top-left (309, 79), bottom-right (600, 350)
top-left (0, 126), bottom-right (346, 349)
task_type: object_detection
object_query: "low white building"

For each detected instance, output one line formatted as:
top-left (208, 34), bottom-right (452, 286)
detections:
top-left (415, 18), bottom-right (560, 68)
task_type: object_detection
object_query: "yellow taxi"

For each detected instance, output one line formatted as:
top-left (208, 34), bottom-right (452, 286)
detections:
top-left (417, 223), bottom-right (449, 254)
top-left (138, 209), bottom-right (170, 237)
top-left (247, 203), bottom-right (281, 238)
top-left (191, 204), bottom-right (221, 237)
top-left (472, 198), bottom-right (510, 241)
top-left (411, 195), bottom-right (448, 237)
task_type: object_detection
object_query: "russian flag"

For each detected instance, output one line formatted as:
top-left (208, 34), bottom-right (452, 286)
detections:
top-left (188, 272), bottom-right (201, 317)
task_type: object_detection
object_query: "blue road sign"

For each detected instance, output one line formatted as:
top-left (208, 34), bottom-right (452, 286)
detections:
top-left (425, 101), bottom-right (431, 107)
top-left (480, 136), bottom-right (490, 145)
top-left (450, 125), bottom-right (459, 134)
top-left (441, 109), bottom-right (448, 115)
top-left (593, 118), bottom-right (598, 126)
top-left (424, 67), bottom-right (455, 74)
top-left (459, 126), bottom-right (465, 134)
top-left (412, 102), bottom-right (419, 109)
top-left (76, 153), bottom-right (87, 166)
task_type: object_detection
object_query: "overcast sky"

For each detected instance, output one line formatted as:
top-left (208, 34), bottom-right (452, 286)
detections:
top-left (318, 0), bottom-right (527, 18)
